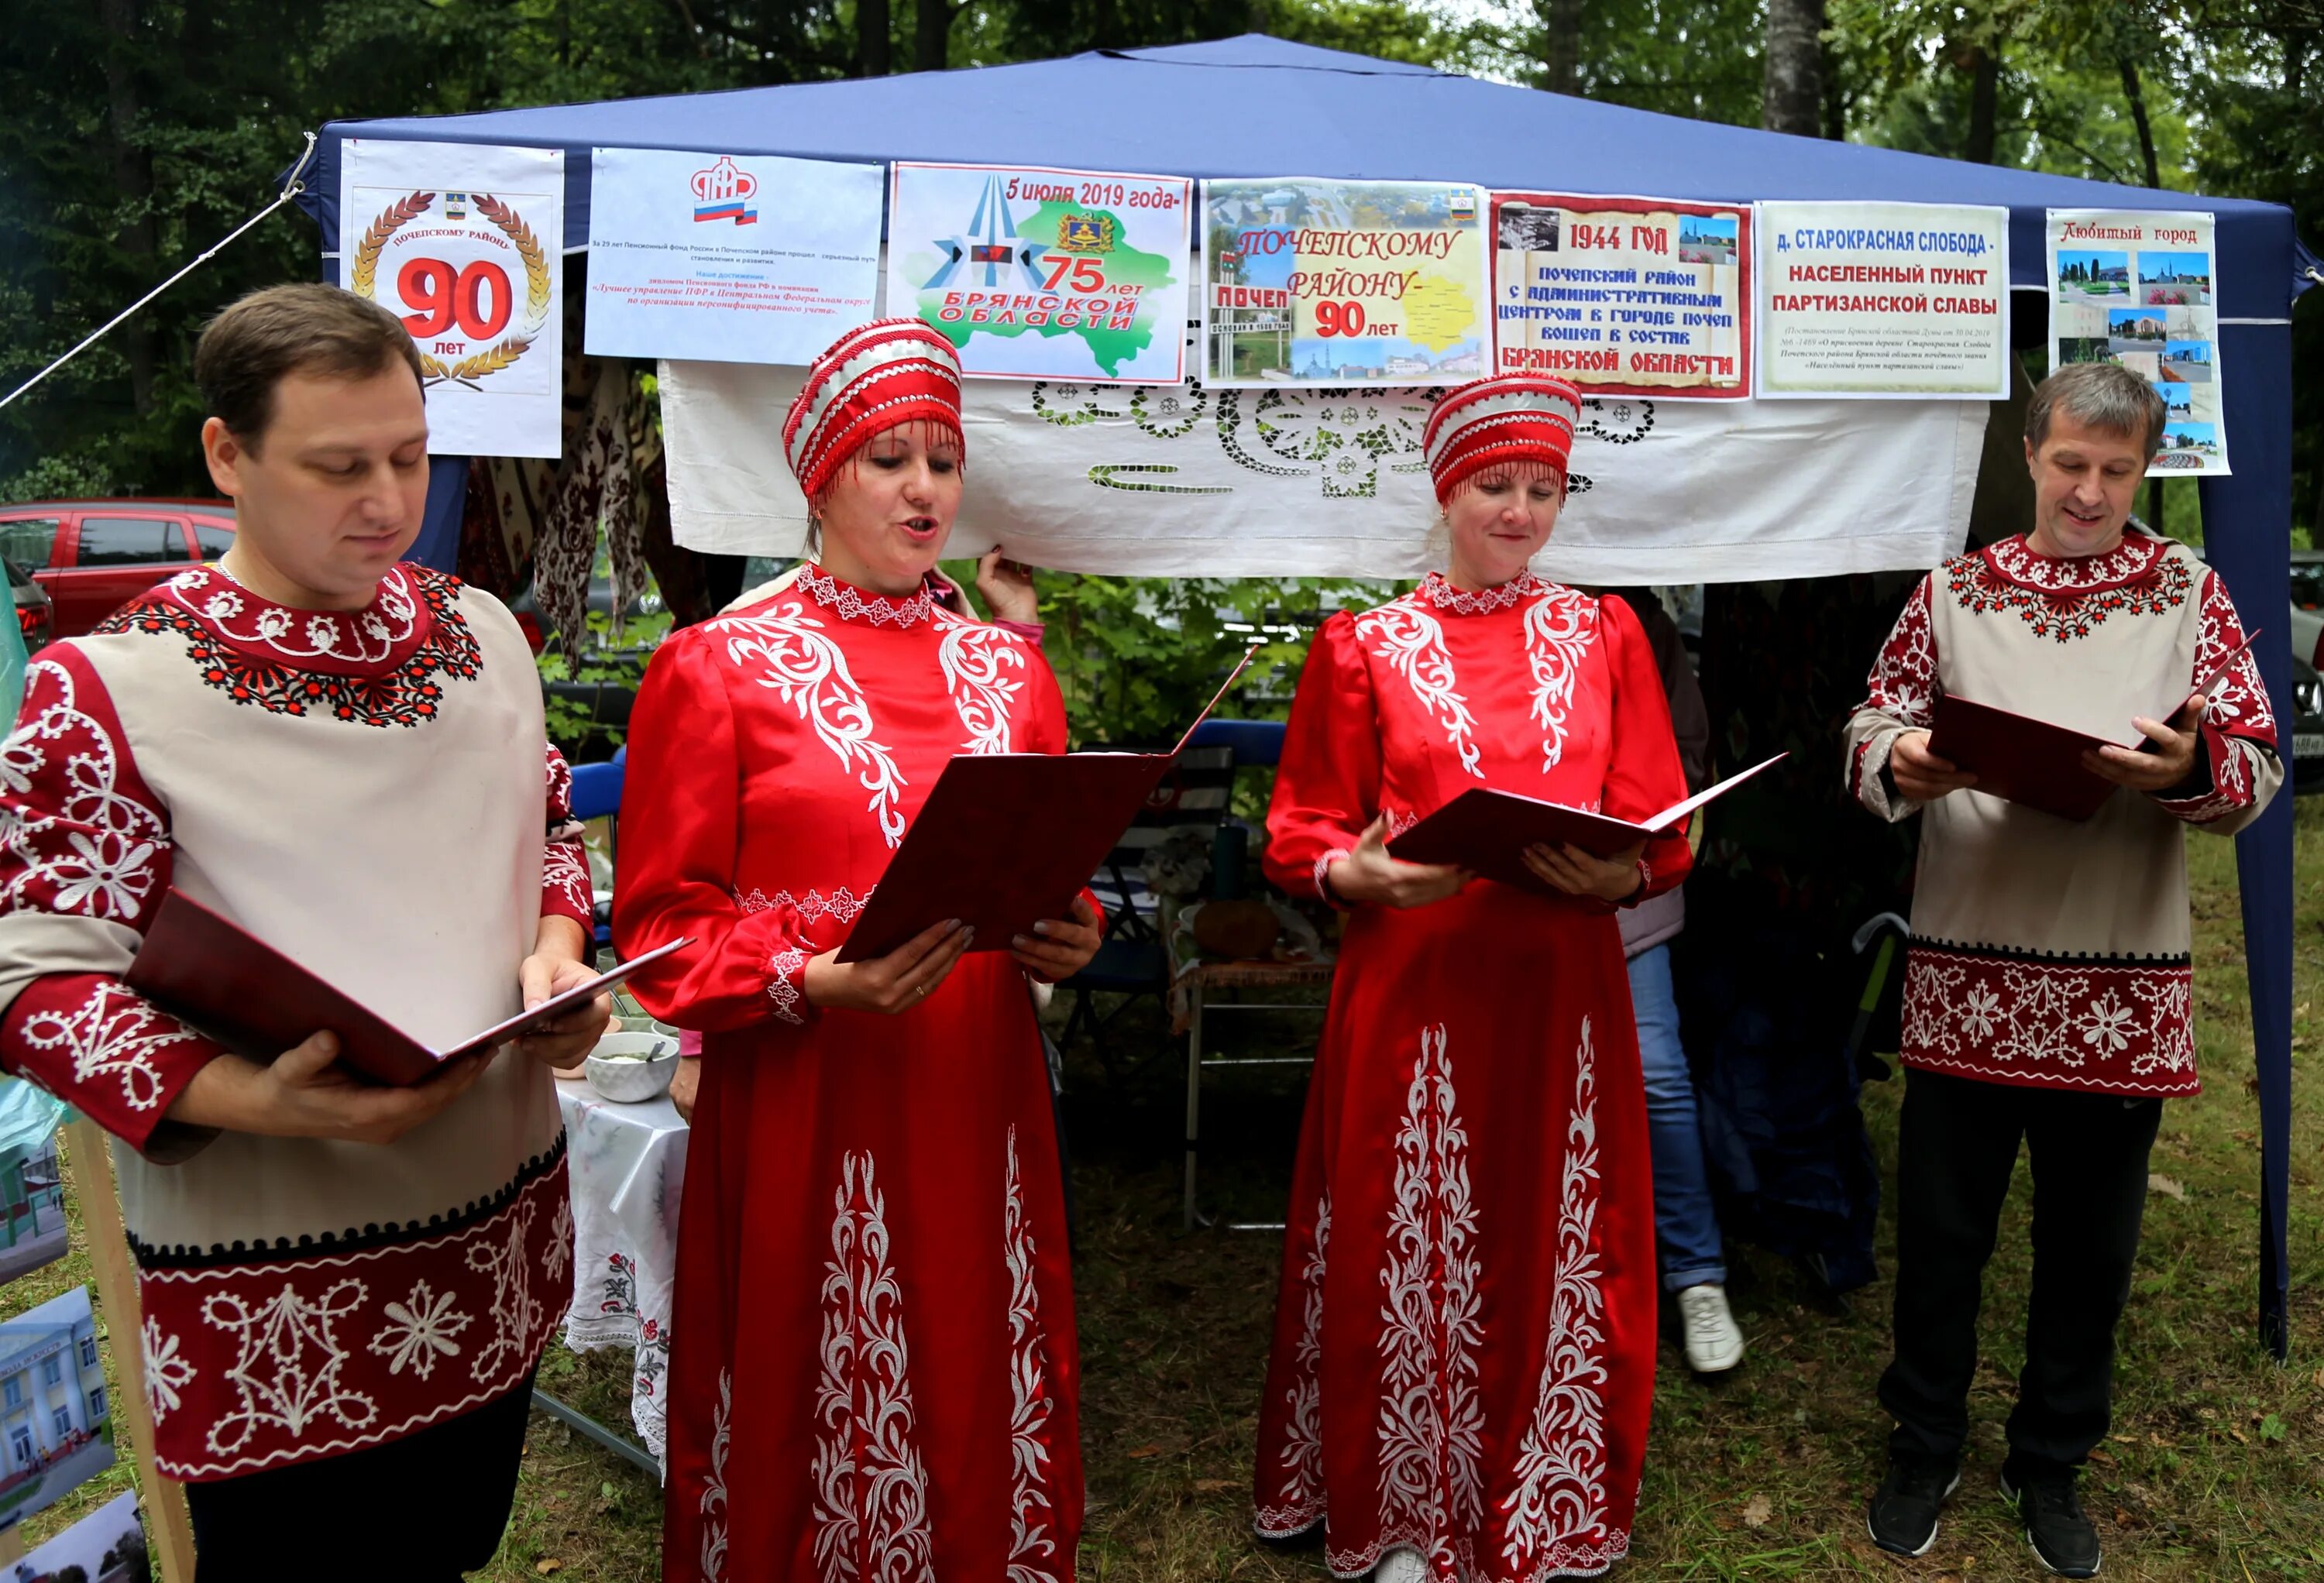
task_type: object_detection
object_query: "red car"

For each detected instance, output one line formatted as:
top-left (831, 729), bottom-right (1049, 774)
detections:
top-left (0, 500), bottom-right (235, 640)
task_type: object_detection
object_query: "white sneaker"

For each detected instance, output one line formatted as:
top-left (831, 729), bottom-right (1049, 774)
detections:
top-left (1372, 1547), bottom-right (1428, 1583)
top-left (1677, 1282), bottom-right (1745, 1372)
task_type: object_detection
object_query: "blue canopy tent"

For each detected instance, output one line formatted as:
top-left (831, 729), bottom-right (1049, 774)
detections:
top-left (300, 33), bottom-right (2312, 1355)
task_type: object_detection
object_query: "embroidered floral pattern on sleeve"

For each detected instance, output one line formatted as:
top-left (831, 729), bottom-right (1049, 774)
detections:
top-left (101, 566), bottom-right (482, 726)
top-left (1901, 940), bottom-right (2198, 1096)
top-left (14, 978), bottom-right (213, 1125)
top-left (0, 656), bottom-right (171, 925)
top-left (811, 1151), bottom-right (936, 1583)
top-left (133, 1155), bottom-right (569, 1479)
top-left (1948, 534), bottom-right (2192, 642)
top-left (2154, 572), bottom-right (2279, 826)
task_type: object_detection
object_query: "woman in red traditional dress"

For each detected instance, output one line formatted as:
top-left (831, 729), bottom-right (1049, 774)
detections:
top-left (1251, 373), bottom-right (1690, 1581)
top-left (614, 320), bottom-right (1102, 1582)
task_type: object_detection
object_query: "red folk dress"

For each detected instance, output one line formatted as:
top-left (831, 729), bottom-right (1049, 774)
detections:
top-left (613, 565), bottom-right (1081, 1583)
top-left (1254, 572), bottom-right (1691, 1581)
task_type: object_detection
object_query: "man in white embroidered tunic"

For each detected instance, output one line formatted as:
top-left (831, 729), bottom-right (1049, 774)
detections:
top-left (0, 286), bottom-right (607, 1578)
top-left (1844, 364), bottom-right (2279, 1577)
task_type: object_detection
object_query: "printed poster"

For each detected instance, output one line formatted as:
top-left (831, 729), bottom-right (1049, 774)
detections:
top-left (2047, 209), bottom-right (2229, 476)
top-left (0, 1286), bottom-right (115, 1527)
top-left (338, 138), bottom-right (564, 458)
top-left (15, 1489), bottom-right (143, 1579)
top-left (1492, 192), bottom-right (1752, 399)
top-left (888, 163), bottom-right (1192, 383)
top-left (586, 148), bottom-right (882, 366)
top-left (1756, 201), bottom-right (2009, 399)
top-left (1200, 178), bottom-right (1489, 387)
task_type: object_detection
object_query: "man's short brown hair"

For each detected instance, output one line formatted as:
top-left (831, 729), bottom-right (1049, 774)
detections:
top-left (194, 283), bottom-right (425, 451)
top-left (2025, 362), bottom-right (2167, 461)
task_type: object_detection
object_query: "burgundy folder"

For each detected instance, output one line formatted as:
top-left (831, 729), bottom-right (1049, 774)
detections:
top-left (835, 649), bottom-right (1260, 963)
top-left (1924, 630), bottom-right (2257, 823)
top-left (1387, 754), bottom-right (1786, 895)
top-left (125, 889), bottom-right (686, 1086)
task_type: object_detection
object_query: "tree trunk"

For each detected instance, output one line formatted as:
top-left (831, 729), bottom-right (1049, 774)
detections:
top-left (98, 0), bottom-right (156, 417)
top-left (2118, 53), bottom-right (2166, 534)
top-left (1964, 43), bottom-right (2000, 164)
top-left (1539, 0), bottom-right (1581, 96)
top-left (1762, 0), bottom-right (1824, 136)
top-left (859, 0), bottom-right (890, 76)
top-left (914, 0), bottom-right (954, 71)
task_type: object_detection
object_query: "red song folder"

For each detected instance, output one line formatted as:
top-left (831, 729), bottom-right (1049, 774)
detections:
top-left (1924, 630), bottom-right (2257, 822)
top-left (836, 647), bottom-right (1260, 963)
top-left (1387, 754), bottom-right (1787, 895)
top-left (125, 890), bottom-right (688, 1087)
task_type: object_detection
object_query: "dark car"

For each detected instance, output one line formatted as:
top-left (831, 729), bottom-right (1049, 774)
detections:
top-left (0, 500), bottom-right (235, 640)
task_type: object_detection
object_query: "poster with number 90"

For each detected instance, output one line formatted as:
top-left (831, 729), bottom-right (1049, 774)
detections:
top-left (339, 139), bottom-right (565, 458)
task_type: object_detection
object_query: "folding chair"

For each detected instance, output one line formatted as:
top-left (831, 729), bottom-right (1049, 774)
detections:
top-left (1172, 719), bottom-right (1335, 1230)
top-left (567, 747), bottom-right (625, 949)
top-left (1057, 742), bottom-right (1237, 1064)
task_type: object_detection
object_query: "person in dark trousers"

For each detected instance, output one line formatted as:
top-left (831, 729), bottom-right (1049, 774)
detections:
top-left (1842, 363), bottom-right (2281, 1576)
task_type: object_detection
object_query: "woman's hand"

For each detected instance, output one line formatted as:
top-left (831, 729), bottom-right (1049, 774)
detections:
top-left (1523, 840), bottom-right (1645, 903)
top-left (1323, 815), bottom-right (1471, 909)
top-left (803, 918), bottom-right (972, 1014)
top-left (2085, 690), bottom-right (2204, 792)
top-left (669, 1056), bottom-right (700, 1124)
top-left (975, 548), bottom-right (1040, 626)
top-left (1012, 895), bottom-right (1102, 983)
top-left (1889, 729), bottom-right (1976, 802)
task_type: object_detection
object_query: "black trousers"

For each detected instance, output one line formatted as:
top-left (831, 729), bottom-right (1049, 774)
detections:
top-left (1880, 1068), bottom-right (2162, 1476)
top-left (184, 1371), bottom-right (535, 1581)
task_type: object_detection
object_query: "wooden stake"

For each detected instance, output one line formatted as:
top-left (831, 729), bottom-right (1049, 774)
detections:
top-left (62, 1118), bottom-right (195, 1583)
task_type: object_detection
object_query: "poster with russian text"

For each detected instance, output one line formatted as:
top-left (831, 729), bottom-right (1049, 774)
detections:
top-left (338, 138), bottom-right (563, 457)
top-left (1756, 202), bottom-right (2009, 399)
top-left (1491, 192), bottom-right (1752, 399)
top-left (1200, 178), bottom-right (1489, 387)
top-left (2047, 209), bottom-right (2228, 476)
top-left (586, 148), bottom-right (882, 366)
top-left (889, 163), bottom-right (1191, 383)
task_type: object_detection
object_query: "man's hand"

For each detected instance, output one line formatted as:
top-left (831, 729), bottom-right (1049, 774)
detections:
top-left (1522, 840), bottom-right (1645, 902)
top-left (1323, 815), bottom-right (1471, 909)
top-left (1889, 729), bottom-right (1978, 802)
top-left (2086, 689), bottom-right (2204, 792)
top-left (1012, 895), bottom-right (1102, 983)
top-left (975, 548), bottom-right (1040, 626)
top-left (514, 916), bottom-right (614, 1069)
top-left (166, 1034), bottom-right (490, 1145)
top-left (803, 918), bottom-right (971, 1014)
top-left (669, 1056), bottom-right (700, 1124)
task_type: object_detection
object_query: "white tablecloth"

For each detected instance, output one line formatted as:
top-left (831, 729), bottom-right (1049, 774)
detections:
top-left (554, 1077), bottom-right (689, 1460)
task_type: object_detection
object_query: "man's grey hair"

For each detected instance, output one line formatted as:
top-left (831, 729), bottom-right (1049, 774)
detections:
top-left (2026, 362), bottom-right (2167, 459)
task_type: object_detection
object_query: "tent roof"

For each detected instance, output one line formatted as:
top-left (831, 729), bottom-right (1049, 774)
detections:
top-left (307, 34), bottom-right (2302, 317)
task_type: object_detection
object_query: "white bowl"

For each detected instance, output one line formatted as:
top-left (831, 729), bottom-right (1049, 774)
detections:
top-left (583, 1032), bottom-right (679, 1103)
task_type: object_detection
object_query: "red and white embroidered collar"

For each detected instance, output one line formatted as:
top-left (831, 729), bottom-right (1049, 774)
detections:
top-left (1417, 569), bottom-right (1550, 616)
top-left (155, 565), bottom-right (434, 675)
top-left (1981, 531), bottom-right (2168, 596)
top-left (799, 564), bottom-right (938, 629)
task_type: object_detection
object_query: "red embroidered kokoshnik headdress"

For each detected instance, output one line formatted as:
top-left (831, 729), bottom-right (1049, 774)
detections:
top-left (1422, 373), bottom-right (1583, 504)
top-left (782, 319), bottom-right (966, 498)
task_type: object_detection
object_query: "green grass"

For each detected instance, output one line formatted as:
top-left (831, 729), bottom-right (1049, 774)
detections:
top-left (12, 798), bottom-right (2321, 1579)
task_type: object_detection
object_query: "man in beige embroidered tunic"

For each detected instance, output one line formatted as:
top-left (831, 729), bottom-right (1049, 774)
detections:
top-left (1844, 363), bottom-right (2278, 1576)
top-left (0, 286), bottom-right (607, 1577)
